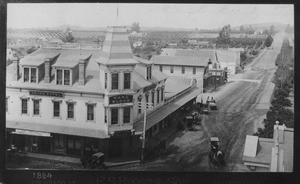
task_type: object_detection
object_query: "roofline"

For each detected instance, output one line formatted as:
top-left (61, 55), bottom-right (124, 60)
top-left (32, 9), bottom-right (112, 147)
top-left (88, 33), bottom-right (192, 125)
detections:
top-left (153, 63), bottom-right (208, 67)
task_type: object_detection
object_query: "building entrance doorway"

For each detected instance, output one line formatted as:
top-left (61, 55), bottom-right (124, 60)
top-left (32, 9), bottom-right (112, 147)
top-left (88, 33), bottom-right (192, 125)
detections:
top-left (109, 138), bottom-right (123, 158)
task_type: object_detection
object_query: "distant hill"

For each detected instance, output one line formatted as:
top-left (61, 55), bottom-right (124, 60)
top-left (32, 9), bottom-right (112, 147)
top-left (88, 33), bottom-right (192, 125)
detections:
top-left (232, 22), bottom-right (288, 32)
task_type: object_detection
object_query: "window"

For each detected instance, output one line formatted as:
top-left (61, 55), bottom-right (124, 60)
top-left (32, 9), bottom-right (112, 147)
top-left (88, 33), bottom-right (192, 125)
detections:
top-left (31, 68), bottom-right (37, 83)
top-left (147, 66), bottom-right (152, 80)
top-left (152, 91), bottom-right (155, 105)
top-left (67, 103), bottom-right (74, 119)
top-left (124, 73), bottom-right (131, 89)
top-left (54, 135), bottom-right (64, 149)
top-left (157, 89), bottom-right (160, 104)
top-left (104, 109), bottom-right (107, 123)
top-left (145, 93), bottom-right (149, 103)
top-left (104, 73), bottom-right (107, 89)
top-left (87, 104), bottom-right (94, 121)
top-left (161, 87), bottom-right (164, 101)
top-left (170, 66), bottom-right (174, 73)
top-left (33, 99), bottom-right (40, 115)
top-left (111, 108), bottom-right (118, 125)
top-left (53, 101), bottom-right (60, 117)
top-left (159, 65), bottom-right (163, 72)
top-left (111, 73), bottom-right (119, 90)
top-left (123, 107), bottom-right (130, 124)
top-left (57, 69), bottom-right (63, 85)
top-left (21, 99), bottom-right (28, 114)
top-left (182, 67), bottom-right (185, 74)
top-left (24, 68), bottom-right (29, 82)
top-left (193, 67), bottom-right (196, 74)
top-left (64, 70), bottom-right (70, 85)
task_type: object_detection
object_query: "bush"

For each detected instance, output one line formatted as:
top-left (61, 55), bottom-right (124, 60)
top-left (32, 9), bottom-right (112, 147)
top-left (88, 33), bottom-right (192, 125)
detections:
top-left (250, 50), bottom-right (259, 55)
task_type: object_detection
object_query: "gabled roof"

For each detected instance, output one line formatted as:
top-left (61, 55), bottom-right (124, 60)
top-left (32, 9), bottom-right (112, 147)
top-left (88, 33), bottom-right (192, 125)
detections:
top-left (96, 26), bottom-right (139, 66)
top-left (161, 48), bottom-right (217, 61)
top-left (151, 55), bottom-right (210, 67)
top-left (20, 48), bottom-right (61, 67)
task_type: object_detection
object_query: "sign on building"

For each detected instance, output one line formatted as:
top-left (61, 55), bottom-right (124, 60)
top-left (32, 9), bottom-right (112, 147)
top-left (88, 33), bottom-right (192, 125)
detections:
top-left (29, 90), bottom-right (64, 97)
top-left (109, 95), bottom-right (133, 104)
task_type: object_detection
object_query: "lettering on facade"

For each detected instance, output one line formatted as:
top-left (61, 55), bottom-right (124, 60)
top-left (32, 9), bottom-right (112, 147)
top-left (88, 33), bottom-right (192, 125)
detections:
top-left (109, 95), bottom-right (133, 104)
top-left (29, 90), bottom-right (64, 97)
top-left (111, 130), bottom-right (133, 137)
top-left (143, 83), bottom-right (156, 93)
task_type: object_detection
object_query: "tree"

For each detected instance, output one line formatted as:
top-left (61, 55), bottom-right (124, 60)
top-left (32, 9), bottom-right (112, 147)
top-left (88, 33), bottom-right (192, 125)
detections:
top-left (262, 29), bottom-right (270, 35)
top-left (217, 24), bottom-right (231, 45)
top-left (269, 25), bottom-right (275, 35)
top-left (264, 35), bottom-right (273, 47)
top-left (239, 25), bottom-right (245, 33)
top-left (131, 22), bottom-right (141, 33)
top-left (285, 24), bottom-right (293, 34)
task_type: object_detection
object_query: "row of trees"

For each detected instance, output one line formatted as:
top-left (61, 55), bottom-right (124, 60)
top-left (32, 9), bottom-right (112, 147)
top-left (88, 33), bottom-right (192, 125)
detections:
top-left (254, 38), bottom-right (294, 138)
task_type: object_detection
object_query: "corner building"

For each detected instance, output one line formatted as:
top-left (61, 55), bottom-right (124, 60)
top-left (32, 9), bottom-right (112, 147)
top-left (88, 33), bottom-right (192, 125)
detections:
top-left (6, 26), bottom-right (167, 159)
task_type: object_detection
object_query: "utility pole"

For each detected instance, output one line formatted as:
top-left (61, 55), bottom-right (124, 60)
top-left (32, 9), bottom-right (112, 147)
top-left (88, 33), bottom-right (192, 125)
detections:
top-left (139, 101), bottom-right (153, 164)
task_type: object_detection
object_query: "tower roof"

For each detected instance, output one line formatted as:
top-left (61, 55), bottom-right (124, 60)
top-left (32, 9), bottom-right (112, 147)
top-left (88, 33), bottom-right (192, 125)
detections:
top-left (96, 26), bottom-right (139, 66)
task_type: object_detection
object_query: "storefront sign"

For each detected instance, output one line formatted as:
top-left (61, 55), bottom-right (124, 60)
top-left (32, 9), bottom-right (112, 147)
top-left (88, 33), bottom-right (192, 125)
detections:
top-left (12, 129), bottom-right (52, 137)
top-left (143, 83), bottom-right (156, 93)
top-left (109, 95), bottom-right (133, 104)
top-left (29, 90), bottom-right (64, 97)
top-left (111, 130), bottom-right (133, 137)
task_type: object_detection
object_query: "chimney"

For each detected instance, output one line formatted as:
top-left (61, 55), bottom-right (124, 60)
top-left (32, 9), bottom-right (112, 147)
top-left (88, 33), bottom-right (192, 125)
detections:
top-left (44, 58), bottom-right (51, 83)
top-left (12, 57), bottom-right (19, 81)
top-left (78, 59), bottom-right (86, 86)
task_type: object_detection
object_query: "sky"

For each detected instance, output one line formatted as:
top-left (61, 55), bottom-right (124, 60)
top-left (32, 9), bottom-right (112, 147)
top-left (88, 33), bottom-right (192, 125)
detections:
top-left (7, 3), bottom-right (294, 29)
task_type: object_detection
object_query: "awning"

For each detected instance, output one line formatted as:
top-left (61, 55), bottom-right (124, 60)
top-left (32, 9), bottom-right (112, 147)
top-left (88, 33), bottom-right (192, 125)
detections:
top-left (11, 129), bottom-right (52, 137)
top-left (134, 87), bottom-right (201, 133)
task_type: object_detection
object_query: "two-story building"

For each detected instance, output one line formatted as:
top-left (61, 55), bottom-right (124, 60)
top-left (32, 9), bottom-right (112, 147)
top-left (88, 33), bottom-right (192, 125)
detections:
top-left (6, 26), bottom-right (168, 159)
top-left (6, 26), bottom-right (202, 160)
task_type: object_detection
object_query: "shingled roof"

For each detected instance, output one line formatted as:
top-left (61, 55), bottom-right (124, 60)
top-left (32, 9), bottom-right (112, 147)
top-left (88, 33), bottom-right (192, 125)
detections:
top-left (96, 26), bottom-right (139, 66)
top-left (161, 48), bottom-right (217, 61)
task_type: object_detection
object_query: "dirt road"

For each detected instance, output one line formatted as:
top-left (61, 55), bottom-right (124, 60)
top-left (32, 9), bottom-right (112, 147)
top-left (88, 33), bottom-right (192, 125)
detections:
top-left (112, 33), bottom-right (285, 172)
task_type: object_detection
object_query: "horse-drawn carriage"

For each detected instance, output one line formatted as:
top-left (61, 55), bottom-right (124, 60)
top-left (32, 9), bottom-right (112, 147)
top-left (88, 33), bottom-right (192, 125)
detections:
top-left (208, 137), bottom-right (225, 168)
top-left (81, 152), bottom-right (106, 170)
top-left (184, 111), bottom-right (201, 130)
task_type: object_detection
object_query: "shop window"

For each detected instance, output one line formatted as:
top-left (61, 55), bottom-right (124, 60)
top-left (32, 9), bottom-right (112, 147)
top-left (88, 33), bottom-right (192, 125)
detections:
top-left (31, 68), bottom-right (37, 83)
top-left (170, 66), bottom-right (174, 73)
top-left (64, 70), bottom-right (70, 85)
top-left (123, 107), bottom-right (130, 124)
top-left (67, 103), bottom-right (75, 119)
top-left (104, 73), bottom-right (107, 89)
top-left (53, 101), bottom-right (60, 117)
top-left (159, 65), bottom-right (163, 72)
top-left (182, 66), bottom-right (185, 74)
top-left (111, 108), bottom-right (118, 125)
top-left (21, 98), bottom-right (28, 114)
top-left (54, 135), bottom-right (64, 149)
top-left (193, 67), bottom-right (196, 74)
top-left (124, 73), bottom-right (131, 89)
top-left (24, 68), bottom-right (29, 82)
top-left (87, 104), bottom-right (94, 121)
top-left (111, 73), bottom-right (119, 90)
top-left (33, 99), bottom-right (40, 115)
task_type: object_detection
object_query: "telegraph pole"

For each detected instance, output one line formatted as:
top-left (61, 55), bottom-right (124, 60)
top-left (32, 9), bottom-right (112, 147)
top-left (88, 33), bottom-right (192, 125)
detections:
top-left (139, 102), bottom-right (153, 164)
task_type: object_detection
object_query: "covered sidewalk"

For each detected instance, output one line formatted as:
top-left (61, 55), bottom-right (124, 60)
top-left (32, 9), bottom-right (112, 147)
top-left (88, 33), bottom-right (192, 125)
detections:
top-left (134, 86), bottom-right (202, 133)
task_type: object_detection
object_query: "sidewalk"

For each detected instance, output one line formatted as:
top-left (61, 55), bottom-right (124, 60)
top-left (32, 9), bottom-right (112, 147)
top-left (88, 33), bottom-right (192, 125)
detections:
top-left (23, 152), bottom-right (140, 168)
